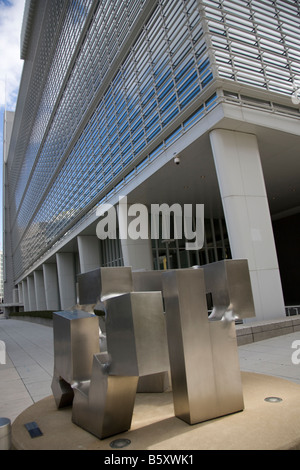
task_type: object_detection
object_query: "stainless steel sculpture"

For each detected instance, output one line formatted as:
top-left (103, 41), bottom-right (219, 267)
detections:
top-left (53, 267), bottom-right (135, 410)
top-left (72, 352), bottom-right (139, 439)
top-left (51, 310), bottom-right (100, 408)
top-left (77, 266), bottom-right (133, 305)
top-left (72, 291), bottom-right (169, 439)
top-left (77, 266), bottom-right (134, 357)
top-left (132, 270), bottom-right (163, 292)
top-left (198, 259), bottom-right (256, 321)
top-left (132, 270), bottom-right (170, 392)
top-left (162, 260), bottom-right (255, 425)
top-left (78, 266), bottom-right (169, 393)
top-left (52, 260), bottom-right (255, 438)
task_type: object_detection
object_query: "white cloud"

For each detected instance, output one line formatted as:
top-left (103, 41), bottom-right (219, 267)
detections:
top-left (0, 0), bottom-right (26, 110)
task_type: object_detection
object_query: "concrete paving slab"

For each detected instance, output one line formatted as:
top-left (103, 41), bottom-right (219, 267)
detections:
top-left (1, 317), bottom-right (300, 447)
top-left (0, 319), bottom-right (53, 422)
top-left (238, 331), bottom-right (300, 385)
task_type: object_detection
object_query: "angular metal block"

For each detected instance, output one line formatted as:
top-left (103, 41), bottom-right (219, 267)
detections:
top-left (105, 292), bottom-right (169, 378)
top-left (72, 291), bottom-right (170, 438)
top-left (51, 375), bottom-right (74, 409)
top-left (162, 269), bottom-right (244, 425)
top-left (201, 259), bottom-right (255, 320)
top-left (132, 271), bottom-right (169, 392)
top-left (72, 353), bottom-right (138, 439)
top-left (52, 310), bottom-right (100, 408)
top-left (77, 267), bottom-right (133, 305)
top-left (208, 320), bottom-right (244, 417)
top-left (137, 371), bottom-right (170, 393)
top-left (132, 270), bottom-right (163, 292)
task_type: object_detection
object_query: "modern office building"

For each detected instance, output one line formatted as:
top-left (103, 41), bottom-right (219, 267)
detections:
top-left (3, 0), bottom-right (300, 321)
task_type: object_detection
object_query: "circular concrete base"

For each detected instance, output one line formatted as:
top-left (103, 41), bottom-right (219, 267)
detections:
top-left (12, 373), bottom-right (300, 451)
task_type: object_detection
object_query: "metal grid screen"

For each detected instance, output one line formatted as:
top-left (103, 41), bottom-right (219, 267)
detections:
top-left (203, 0), bottom-right (300, 94)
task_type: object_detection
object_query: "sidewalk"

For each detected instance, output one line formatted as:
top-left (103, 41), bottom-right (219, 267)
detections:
top-left (0, 318), bottom-right (54, 423)
top-left (0, 316), bottom-right (300, 424)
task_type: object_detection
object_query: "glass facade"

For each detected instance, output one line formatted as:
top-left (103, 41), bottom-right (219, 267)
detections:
top-left (7, 0), bottom-right (300, 282)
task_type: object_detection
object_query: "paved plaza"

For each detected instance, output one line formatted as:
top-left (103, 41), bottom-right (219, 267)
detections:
top-left (0, 317), bottom-right (300, 424)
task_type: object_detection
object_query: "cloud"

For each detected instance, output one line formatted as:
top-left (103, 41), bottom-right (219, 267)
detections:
top-left (0, 0), bottom-right (25, 110)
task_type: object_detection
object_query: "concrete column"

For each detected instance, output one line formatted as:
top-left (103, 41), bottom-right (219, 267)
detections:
top-left (56, 253), bottom-right (77, 309)
top-left (77, 235), bottom-right (101, 273)
top-left (27, 275), bottom-right (37, 311)
top-left (22, 280), bottom-right (29, 311)
top-left (34, 271), bottom-right (47, 311)
top-left (118, 198), bottom-right (153, 270)
top-left (120, 237), bottom-right (153, 270)
top-left (209, 129), bottom-right (285, 321)
top-left (43, 264), bottom-right (60, 311)
top-left (13, 288), bottom-right (19, 304)
top-left (18, 283), bottom-right (23, 305)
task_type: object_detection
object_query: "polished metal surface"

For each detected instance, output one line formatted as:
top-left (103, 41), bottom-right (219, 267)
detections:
top-left (53, 261), bottom-right (255, 436)
top-left (195, 259), bottom-right (255, 321)
top-left (72, 353), bottom-right (138, 440)
top-left (136, 371), bottom-right (170, 393)
top-left (79, 267), bottom-right (169, 392)
top-left (105, 292), bottom-right (169, 377)
top-left (51, 376), bottom-right (74, 409)
top-left (132, 270), bottom-right (169, 393)
top-left (51, 310), bottom-right (100, 408)
top-left (77, 267), bottom-right (133, 305)
top-left (132, 270), bottom-right (163, 292)
top-left (208, 320), bottom-right (245, 416)
top-left (162, 268), bottom-right (244, 424)
top-left (72, 291), bottom-right (169, 439)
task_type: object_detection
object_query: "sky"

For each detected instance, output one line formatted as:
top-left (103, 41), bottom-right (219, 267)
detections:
top-left (0, 0), bottom-right (26, 250)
